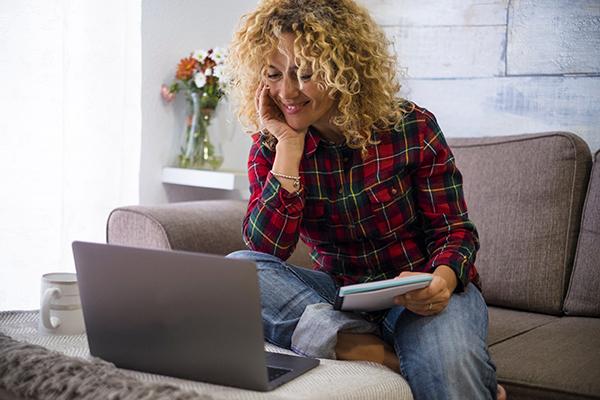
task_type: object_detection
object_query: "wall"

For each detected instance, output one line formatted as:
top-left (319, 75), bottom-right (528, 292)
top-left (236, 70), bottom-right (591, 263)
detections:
top-left (360, 0), bottom-right (600, 148)
top-left (141, 0), bottom-right (600, 205)
top-left (140, 0), bottom-right (257, 204)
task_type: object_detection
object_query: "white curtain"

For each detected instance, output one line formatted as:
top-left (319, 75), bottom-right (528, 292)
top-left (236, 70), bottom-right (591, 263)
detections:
top-left (0, 0), bottom-right (141, 310)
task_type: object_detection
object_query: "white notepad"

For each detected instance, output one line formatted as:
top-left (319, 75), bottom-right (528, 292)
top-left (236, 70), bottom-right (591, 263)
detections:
top-left (334, 275), bottom-right (433, 312)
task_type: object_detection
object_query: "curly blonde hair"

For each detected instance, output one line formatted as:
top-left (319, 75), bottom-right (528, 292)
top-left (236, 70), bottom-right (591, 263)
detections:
top-left (225, 0), bottom-right (412, 156)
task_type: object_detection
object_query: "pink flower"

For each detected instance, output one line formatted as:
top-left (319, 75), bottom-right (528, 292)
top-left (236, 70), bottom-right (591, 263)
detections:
top-left (160, 84), bottom-right (175, 102)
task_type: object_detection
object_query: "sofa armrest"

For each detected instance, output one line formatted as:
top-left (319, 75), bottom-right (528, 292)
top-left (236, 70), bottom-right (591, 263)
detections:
top-left (106, 200), bottom-right (313, 267)
top-left (106, 200), bottom-right (248, 256)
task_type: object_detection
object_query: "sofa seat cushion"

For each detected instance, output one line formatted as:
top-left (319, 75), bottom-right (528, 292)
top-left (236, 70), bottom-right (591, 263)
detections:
top-left (489, 317), bottom-right (600, 399)
top-left (449, 133), bottom-right (591, 314)
top-left (565, 149), bottom-right (600, 316)
top-left (487, 306), bottom-right (558, 346)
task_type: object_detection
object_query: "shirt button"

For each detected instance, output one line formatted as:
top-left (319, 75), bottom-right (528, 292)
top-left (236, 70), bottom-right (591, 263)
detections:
top-left (343, 157), bottom-right (349, 163)
top-left (391, 188), bottom-right (398, 195)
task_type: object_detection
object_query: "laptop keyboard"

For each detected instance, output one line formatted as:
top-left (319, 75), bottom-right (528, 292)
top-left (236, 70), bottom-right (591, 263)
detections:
top-left (267, 366), bottom-right (291, 381)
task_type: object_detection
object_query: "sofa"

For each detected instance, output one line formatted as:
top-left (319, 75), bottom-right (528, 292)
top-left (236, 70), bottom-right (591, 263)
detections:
top-left (103, 131), bottom-right (600, 400)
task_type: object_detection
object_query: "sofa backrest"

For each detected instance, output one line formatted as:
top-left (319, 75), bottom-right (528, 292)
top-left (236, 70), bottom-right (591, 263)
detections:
top-left (448, 132), bottom-right (591, 315)
top-left (107, 199), bottom-right (315, 268)
top-left (564, 149), bottom-right (600, 317)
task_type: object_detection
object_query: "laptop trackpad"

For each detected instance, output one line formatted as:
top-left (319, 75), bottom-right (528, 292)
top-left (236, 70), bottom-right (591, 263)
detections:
top-left (265, 351), bottom-right (320, 386)
top-left (267, 365), bottom-right (291, 381)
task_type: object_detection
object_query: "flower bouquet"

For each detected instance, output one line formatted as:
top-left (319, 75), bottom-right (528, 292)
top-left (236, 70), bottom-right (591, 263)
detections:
top-left (162, 48), bottom-right (227, 170)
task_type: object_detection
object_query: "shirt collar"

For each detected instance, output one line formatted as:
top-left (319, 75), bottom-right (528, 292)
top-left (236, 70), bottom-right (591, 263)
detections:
top-left (304, 127), bottom-right (321, 158)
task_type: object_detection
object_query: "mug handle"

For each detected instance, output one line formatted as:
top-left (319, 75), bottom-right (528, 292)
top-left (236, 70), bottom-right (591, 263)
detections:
top-left (41, 287), bottom-right (61, 330)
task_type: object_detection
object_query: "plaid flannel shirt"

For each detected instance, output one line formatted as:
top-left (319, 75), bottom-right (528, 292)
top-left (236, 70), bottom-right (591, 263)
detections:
top-left (242, 104), bottom-right (480, 291)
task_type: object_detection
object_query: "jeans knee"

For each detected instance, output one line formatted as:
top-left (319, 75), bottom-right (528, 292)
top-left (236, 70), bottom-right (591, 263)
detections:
top-left (397, 333), bottom-right (496, 400)
top-left (444, 341), bottom-right (489, 371)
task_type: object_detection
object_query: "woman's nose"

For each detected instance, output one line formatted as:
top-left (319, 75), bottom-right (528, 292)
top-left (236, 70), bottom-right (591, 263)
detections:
top-left (280, 76), bottom-right (300, 99)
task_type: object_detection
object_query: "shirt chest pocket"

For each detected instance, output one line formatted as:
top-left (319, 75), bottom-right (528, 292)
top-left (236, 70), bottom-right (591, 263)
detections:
top-left (366, 177), bottom-right (415, 236)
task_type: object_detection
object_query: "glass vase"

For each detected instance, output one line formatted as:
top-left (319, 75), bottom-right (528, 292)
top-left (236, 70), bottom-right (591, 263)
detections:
top-left (178, 91), bottom-right (223, 170)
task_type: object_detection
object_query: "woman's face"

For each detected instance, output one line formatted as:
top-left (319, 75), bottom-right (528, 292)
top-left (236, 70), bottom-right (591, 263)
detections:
top-left (264, 33), bottom-right (337, 133)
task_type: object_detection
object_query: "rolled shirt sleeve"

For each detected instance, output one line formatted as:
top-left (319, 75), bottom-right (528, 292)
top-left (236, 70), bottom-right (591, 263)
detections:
top-left (242, 135), bottom-right (305, 261)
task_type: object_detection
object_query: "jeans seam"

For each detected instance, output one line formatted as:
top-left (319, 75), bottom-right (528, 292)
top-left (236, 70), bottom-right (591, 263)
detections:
top-left (484, 347), bottom-right (498, 399)
top-left (396, 350), bottom-right (408, 379)
top-left (290, 344), bottom-right (311, 357)
top-left (382, 318), bottom-right (393, 340)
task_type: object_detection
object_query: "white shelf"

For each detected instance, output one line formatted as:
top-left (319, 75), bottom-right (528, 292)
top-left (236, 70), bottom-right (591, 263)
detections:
top-left (162, 167), bottom-right (249, 198)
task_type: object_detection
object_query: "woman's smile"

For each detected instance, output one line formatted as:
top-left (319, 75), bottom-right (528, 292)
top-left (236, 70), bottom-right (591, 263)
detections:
top-left (280, 100), bottom-right (310, 115)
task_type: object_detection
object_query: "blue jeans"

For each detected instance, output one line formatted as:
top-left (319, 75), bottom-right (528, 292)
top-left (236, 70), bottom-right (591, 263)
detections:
top-left (227, 250), bottom-right (498, 400)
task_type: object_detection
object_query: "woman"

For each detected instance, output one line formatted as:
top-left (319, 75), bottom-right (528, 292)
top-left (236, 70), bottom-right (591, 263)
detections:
top-left (225, 0), bottom-right (503, 398)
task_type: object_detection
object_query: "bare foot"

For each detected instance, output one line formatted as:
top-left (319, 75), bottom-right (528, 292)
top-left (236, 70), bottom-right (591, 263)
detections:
top-left (497, 384), bottom-right (507, 400)
top-left (335, 332), bottom-right (400, 373)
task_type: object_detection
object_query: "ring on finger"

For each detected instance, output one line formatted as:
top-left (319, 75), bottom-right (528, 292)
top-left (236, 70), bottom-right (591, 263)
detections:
top-left (427, 303), bottom-right (433, 311)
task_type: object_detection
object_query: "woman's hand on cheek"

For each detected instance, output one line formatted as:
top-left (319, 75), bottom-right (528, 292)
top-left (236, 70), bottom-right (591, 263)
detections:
top-left (392, 269), bottom-right (455, 316)
top-left (255, 81), bottom-right (307, 148)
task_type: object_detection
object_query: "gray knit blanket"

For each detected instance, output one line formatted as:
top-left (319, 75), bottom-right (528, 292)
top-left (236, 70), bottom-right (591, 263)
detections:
top-left (0, 333), bottom-right (212, 400)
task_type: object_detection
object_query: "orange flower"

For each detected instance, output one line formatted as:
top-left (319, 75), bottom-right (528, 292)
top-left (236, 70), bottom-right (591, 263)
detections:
top-left (176, 56), bottom-right (198, 80)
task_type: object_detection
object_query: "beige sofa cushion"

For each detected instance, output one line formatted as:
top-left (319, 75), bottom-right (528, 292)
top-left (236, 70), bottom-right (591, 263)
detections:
top-left (487, 306), bottom-right (558, 346)
top-left (449, 133), bottom-right (591, 314)
top-left (489, 317), bottom-right (600, 400)
top-left (564, 150), bottom-right (600, 316)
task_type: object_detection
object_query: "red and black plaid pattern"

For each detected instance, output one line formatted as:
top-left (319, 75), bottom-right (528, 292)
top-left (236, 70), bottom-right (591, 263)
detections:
top-left (243, 104), bottom-right (480, 291)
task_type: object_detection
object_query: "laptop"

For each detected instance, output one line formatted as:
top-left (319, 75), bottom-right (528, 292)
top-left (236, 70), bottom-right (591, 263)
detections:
top-left (72, 241), bottom-right (319, 391)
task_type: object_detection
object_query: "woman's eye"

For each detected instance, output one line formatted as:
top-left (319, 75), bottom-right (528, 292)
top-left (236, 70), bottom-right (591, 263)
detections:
top-left (300, 75), bottom-right (312, 81)
top-left (266, 74), bottom-right (281, 79)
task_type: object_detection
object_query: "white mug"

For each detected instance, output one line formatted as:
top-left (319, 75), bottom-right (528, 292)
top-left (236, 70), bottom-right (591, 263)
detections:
top-left (39, 272), bottom-right (86, 335)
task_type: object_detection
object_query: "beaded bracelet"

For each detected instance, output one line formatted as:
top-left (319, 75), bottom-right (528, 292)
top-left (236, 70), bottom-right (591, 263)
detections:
top-left (271, 170), bottom-right (301, 190)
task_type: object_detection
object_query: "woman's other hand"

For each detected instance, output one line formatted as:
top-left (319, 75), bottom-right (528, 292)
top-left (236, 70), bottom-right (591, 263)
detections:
top-left (393, 265), bottom-right (457, 316)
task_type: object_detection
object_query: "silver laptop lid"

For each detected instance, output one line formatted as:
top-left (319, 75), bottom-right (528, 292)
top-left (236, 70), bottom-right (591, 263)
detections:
top-left (72, 241), bottom-right (270, 390)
